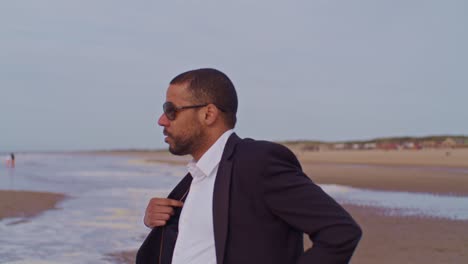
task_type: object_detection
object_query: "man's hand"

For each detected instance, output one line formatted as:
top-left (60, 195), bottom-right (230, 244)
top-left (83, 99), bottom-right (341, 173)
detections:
top-left (144, 198), bottom-right (184, 228)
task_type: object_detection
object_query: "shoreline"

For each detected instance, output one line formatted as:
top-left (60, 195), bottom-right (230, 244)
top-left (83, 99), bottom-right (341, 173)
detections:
top-left (291, 147), bottom-right (468, 168)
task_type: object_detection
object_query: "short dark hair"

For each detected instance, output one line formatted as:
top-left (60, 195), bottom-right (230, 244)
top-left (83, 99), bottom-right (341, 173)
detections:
top-left (170, 68), bottom-right (238, 128)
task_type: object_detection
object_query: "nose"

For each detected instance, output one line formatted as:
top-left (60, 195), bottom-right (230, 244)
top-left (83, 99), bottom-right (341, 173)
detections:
top-left (158, 113), bottom-right (170, 127)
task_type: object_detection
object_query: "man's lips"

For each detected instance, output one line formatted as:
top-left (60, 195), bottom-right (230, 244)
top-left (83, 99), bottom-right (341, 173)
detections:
top-left (163, 130), bottom-right (171, 142)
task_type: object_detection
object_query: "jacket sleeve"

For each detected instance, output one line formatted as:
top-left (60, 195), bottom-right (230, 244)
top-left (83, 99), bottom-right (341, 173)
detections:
top-left (260, 144), bottom-right (362, 264)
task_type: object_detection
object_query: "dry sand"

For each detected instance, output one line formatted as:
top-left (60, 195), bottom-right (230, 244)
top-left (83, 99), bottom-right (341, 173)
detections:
top-left (294, 148), bottom-right (468, 195)
top-left (302, 162), bottom-right (468, 195)
top-left (291, 147), bottom-right (468, 168)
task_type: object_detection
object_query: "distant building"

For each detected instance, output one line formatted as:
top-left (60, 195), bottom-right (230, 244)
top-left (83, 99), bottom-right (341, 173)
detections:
top-left (378, 143), bottom-right (398, 150)
top-left (441, 138), bottom-right (457, 148)
top-left (333, 143), bottom-right (346, 150)
top-left (421, 140), bottom-right (437, 148)
top-left (363, 143), bottom-right (377, 149)
top-left (454, 138), bottom-right (466, 147)
top-left (319, 144), bottom-right (332, 151)
top-left (301, 145), bottom-right (319, 152)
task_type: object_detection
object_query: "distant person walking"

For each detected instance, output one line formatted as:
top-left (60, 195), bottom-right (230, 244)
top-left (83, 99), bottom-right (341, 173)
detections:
top-left (5, 153), bottom-right (15, 168)
top-left (10, 153), bottom-right (15, 168)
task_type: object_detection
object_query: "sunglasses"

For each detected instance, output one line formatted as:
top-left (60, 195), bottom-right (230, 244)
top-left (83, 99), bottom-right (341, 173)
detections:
top-left (163, 102), bottom-right (227, 121)
top-left (163, 102), bottom-right (208, 121)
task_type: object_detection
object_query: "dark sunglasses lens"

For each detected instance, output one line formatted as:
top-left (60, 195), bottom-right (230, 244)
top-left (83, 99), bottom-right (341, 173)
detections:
top-left (163, 102), bottom-right (176, 120)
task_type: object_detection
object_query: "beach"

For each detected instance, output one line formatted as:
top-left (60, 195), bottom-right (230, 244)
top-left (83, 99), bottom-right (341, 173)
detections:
top-left (1, 148), bottom-right (467, 263)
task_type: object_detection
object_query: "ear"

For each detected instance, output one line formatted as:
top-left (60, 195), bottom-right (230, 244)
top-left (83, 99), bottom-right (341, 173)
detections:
top-left (202, 104), bottom-right (220, 126)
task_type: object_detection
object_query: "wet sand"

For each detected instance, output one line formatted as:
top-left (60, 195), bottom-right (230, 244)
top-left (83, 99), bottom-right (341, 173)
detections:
top-left (105, 250), bottom-right (137, 264)
top-left (354, 205), bottom-right (466, 263)
top-left (0, 190), bottom-right (66, 221)
top-left (304, 204), bottom-right (468, 263)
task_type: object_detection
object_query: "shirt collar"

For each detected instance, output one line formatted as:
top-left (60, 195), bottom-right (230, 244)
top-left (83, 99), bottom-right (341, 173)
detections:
top-left (187, 129), bottom-right (234, 180)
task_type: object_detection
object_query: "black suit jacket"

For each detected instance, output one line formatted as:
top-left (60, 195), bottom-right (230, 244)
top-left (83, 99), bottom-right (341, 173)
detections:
top-left (137, 133), bottom-right (361, 264)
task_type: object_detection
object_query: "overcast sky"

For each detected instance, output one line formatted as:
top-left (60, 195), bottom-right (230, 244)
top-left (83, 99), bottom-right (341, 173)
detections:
top-left (1, 0), bottom-right (467, 151)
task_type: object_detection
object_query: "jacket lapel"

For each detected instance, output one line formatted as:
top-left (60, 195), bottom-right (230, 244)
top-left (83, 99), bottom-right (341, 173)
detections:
top-left (136, 173), bottom-right (192, 264)
top-left (213, 133), bottom-right (241, 264)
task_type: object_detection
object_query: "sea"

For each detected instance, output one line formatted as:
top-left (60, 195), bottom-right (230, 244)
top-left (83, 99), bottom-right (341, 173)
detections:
top-left (1, 152), bottom-right (467, 263)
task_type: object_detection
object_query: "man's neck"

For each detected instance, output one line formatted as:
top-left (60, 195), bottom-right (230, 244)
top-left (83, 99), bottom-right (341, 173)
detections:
top-left (191, 129), bottom-right (231, 161)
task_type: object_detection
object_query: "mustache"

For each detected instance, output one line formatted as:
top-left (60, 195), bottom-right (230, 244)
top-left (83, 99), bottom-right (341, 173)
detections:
top-left (163, 129), bottom-right (171, 137)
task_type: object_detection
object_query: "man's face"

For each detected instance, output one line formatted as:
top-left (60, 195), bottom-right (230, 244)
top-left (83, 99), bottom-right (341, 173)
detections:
top-left (158, 83), bottom-right (205, 156)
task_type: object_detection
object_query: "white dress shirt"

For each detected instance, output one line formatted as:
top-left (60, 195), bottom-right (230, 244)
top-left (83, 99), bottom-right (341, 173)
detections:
top-left (171, 129), bottom-right (234, 264)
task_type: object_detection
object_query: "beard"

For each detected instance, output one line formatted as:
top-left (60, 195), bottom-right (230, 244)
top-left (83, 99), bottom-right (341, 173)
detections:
top-left (165, 125), bottom-right (204, 156)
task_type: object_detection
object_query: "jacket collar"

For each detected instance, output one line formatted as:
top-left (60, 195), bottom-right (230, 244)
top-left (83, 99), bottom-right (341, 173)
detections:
top-left (213, 133), bottom-right (241, 264)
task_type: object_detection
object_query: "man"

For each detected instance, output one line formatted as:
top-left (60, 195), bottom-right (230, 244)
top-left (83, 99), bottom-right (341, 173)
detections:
top-left (10, 153), bottom-right (15, 168)
top-left (137, 68), bottom-right (361, 264)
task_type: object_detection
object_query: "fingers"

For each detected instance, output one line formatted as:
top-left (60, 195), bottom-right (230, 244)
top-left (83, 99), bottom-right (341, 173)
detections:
top-left (148, 204), bottom-right (175, 216)
top-left (144, 198), bottom-right (184, 228)
top-left (144, 213), bottom-right (170, 228)
top-left (150, 198), bottom-right (184, 207)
